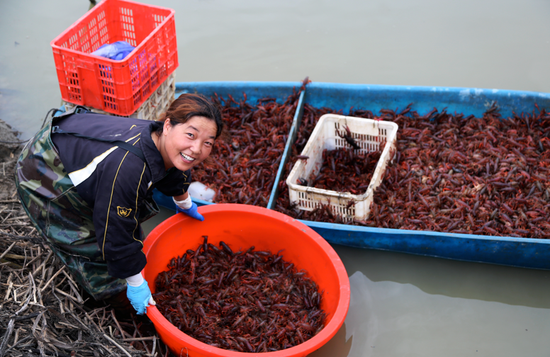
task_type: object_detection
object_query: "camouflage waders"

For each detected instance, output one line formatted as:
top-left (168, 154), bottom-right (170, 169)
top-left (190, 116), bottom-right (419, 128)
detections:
top-left (15, 109), bottom-right (140, 301)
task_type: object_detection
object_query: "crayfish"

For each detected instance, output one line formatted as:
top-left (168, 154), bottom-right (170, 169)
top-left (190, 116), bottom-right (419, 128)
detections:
top-left (336, 123), bottom-right (360, 150)
top-left (153, 236), bottom-right (326, 352)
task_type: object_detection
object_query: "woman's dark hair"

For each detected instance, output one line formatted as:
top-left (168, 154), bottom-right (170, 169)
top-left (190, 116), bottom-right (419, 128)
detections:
top-left (156, 93), bottom-right (224, 138)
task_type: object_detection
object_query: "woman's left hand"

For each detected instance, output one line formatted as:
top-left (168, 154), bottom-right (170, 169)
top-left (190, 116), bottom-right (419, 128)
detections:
top-left (176, 201), bottom-right (204, 221)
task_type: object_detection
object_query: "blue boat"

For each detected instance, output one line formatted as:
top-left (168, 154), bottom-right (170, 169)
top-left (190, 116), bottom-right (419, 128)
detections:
top-left (147, 81), bottom-right (550, 271)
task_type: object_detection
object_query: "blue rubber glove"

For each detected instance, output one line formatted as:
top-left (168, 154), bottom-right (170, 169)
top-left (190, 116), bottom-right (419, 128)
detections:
top-left (176, 201), bottom-right (204, 221)
top-left (126, 280), bottom-right (154, 315)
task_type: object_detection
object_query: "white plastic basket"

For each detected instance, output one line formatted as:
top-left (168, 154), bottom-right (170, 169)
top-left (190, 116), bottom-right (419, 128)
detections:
top-left (63, 72), bottom-right (176, 121)
top-left (286, 114), bottom-right (398, 222)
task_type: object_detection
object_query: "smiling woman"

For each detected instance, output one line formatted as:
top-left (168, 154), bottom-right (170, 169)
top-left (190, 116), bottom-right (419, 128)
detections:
top-left (154, 116), bottom-right (218, 171)
top-left (152, 94), bottom-right (224, 172)
top-left (13, 93), bottom-right (224, 316)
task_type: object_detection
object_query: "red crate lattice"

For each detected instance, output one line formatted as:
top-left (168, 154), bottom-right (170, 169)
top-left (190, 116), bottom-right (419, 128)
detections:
top-left (51, 0), bottom-right (178, 116)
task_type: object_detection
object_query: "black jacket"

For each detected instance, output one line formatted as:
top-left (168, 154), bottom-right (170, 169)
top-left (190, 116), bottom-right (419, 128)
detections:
top-left (52, 112), bottom-right (190, 278)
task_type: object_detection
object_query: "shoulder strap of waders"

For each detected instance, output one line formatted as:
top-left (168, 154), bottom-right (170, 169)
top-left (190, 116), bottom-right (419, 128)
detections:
top-left (50, 106), bottom-right (145, 161)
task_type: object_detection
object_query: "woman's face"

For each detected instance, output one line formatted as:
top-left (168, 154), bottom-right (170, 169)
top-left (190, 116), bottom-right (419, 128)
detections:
top-left (159, 116), bottom-right (217, 171)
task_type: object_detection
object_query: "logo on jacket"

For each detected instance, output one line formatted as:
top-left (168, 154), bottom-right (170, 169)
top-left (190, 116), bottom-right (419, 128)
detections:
top-left (117, 206), bottom-right (132, 217)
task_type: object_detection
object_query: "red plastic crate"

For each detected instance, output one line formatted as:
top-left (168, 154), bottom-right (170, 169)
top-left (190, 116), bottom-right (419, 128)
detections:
top-left (51, 0), bottom-right (178, 116)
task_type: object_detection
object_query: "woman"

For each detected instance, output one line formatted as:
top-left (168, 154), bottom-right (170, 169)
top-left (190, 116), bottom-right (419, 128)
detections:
top-left (15, 93), bottom-right (223, 315)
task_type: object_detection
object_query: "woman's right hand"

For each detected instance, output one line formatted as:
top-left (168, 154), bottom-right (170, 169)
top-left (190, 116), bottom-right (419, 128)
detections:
top-left (126, 273), bottom-right (156, 314)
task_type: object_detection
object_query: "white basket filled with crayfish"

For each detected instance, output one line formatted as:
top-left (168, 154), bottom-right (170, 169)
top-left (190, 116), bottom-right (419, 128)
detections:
top-left (286, 113), bottom-right (398, 222)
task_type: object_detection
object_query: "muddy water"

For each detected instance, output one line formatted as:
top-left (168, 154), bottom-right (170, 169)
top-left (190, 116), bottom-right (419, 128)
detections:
top-left (3, 0), bottom-right (550, 355)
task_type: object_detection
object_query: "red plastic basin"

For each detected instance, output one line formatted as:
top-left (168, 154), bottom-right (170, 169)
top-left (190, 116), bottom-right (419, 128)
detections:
top-left (142, 204), bottom-right (350, 357)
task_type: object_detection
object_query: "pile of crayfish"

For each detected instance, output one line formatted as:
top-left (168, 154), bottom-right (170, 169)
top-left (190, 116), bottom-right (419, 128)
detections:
top-left (277, 101), bottom-right (550, 238)
top-left (192, 79), bottom-right (309, 207)
top-left (153, 236), bottom-right (326, 352)
top-left (299, 148), bottom-right (382, 194)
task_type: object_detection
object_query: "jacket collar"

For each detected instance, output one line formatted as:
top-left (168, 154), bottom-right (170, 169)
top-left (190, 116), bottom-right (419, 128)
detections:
top-left (141, 121), bottom-right (169, 183)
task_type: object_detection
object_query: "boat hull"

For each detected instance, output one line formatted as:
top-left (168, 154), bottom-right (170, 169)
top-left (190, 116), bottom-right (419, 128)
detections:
top-left (153, 81), bottom-right (550, 270)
